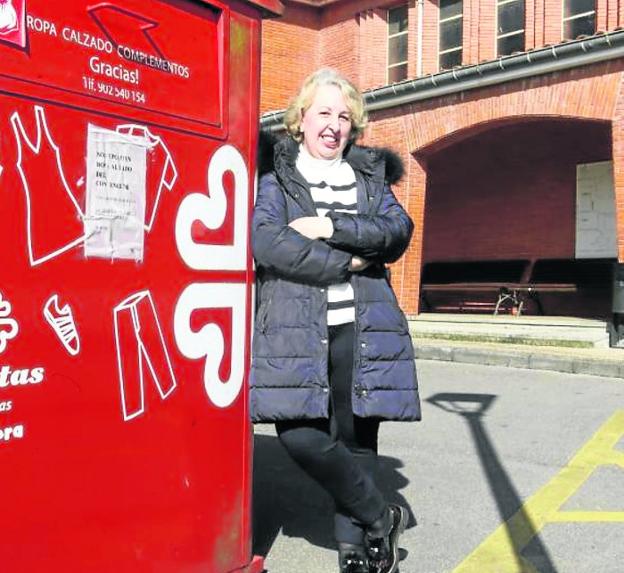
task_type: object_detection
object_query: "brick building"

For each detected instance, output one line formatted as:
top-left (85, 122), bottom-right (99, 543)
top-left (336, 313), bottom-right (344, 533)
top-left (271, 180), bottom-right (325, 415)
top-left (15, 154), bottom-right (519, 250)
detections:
top-left (259, 0), bottom-right (624, 323)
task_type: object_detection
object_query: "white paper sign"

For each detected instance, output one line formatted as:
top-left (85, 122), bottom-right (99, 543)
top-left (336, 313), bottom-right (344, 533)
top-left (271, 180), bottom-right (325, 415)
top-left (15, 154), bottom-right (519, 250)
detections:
top-left (84, 125), bottom-right (148, 261)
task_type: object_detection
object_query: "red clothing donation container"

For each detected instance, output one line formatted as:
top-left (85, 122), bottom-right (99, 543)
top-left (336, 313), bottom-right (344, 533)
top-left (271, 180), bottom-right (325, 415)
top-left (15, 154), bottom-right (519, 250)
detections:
top-left (0, 0), bottom-right (282, 571)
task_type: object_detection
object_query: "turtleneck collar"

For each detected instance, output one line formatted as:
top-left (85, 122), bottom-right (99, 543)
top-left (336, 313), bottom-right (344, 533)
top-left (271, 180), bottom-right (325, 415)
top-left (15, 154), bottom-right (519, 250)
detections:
top-left (297, 143), bottom-right (343, 171)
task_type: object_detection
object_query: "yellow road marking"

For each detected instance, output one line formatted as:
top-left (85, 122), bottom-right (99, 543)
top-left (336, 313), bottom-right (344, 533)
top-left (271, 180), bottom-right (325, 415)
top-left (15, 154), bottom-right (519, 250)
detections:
top-left (548, 511), bottom-right (624, 522)
top-left (452, 410), bottom-right (624, 573)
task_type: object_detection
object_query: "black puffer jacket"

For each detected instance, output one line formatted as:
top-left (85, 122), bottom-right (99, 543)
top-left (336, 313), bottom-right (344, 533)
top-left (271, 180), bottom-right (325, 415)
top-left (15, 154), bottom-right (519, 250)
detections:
top-left (250, 135), bottom-right (421, 423)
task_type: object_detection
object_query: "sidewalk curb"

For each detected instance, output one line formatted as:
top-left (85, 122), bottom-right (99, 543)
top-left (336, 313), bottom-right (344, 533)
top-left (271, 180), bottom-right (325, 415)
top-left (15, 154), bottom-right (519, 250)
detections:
top-left (413, 341), bottom-right (624, 379)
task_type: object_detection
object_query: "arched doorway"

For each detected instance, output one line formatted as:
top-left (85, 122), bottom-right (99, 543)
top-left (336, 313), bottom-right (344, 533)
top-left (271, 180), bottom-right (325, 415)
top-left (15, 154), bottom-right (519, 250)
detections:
top-left (419, 118), bottom-right (615, 318)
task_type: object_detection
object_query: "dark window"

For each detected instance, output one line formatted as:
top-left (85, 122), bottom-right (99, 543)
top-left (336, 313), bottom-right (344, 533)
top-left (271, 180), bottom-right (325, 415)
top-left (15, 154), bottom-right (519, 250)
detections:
top-left (564, 0), bottom-right (595, 19)
top-left (440, 17), bottom-right (463, 51)
top-left (497, 0), bottom-right (525, 56)
top-left (389, 33), bottom-right (408, 65)
top-left (498, 0), bottom-right (524, 35)
top-left (389, 4), bottom-right (408, 35)
top-left (440, 0), bottom-right (463, 20)
top-left (388, 5), bottom-right (409, 83)
top-left (563, 0), bottom-right (596, 40)
top-left (388, 63), bottom-right (408, 83)
top-left (498, 32), bottom-right (525, 55)
top-left (439, 49), bottom-right (462, 70)
top-left (439, 0), bottom-right (463, 70)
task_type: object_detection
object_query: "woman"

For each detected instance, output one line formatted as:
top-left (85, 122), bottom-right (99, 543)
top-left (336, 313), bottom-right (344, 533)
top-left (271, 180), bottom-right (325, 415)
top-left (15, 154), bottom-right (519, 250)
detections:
top-left (251, 68), bottom-right (421, 573)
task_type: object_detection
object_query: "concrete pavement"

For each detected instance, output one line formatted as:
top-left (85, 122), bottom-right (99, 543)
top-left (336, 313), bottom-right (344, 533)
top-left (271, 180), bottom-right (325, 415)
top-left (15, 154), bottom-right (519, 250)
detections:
top-left (252, 360), bottom-right (624, 573)
top-left (409, 314), bottom-right (624, 379)
top-left (412, 338), bottom-right (624, 378)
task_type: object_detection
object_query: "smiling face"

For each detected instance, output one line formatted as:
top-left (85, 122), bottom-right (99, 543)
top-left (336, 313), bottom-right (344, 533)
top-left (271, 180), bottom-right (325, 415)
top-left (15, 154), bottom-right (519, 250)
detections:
top-left (300, 84), bottom-right (352, 160)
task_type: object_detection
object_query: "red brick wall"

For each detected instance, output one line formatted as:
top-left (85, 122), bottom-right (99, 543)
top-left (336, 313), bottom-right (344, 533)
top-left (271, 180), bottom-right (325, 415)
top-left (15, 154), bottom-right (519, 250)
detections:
top-left (260, 3), bottom-right (321, 112)
top-left (607, 0), bottom-right (618, 28)
top-left (407, 1), bottom-right (418, 78)
top-left (421, 0), bottom-right (439, 74)
top-left (478, 0), bottom-right (496, 62)
top-left (597, 0), bottom-right (608, 32)
top-left (357, 10), bottom-right (375, 89)
top-left (464, 0), bottom-right (475, 64)
top-left (610, 79), bottom-right (624, 262)
top-left (320, 15), bottom-right (359, 81)
top-left (351, 8), bottom-right (389, 90)
top-left (259, 2), bottom-right (624, 315)
top-left (404, 62), bottom-right (622, 151)
top-left (262, 0), bottom-right (624, 114)
top-left (525, 0), bottom-right (535, 49)
top-left (543, 0), bottom-right (562, 44)
top-left (362, 107), bottom-right (428, 316)
top-left (375, 62), bottom-right (623, 313)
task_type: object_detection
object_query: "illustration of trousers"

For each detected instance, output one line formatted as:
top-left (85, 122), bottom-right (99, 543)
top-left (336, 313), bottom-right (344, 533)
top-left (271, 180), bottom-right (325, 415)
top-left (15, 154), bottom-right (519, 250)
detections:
top-left (113, 291), bottom-right (177, 421)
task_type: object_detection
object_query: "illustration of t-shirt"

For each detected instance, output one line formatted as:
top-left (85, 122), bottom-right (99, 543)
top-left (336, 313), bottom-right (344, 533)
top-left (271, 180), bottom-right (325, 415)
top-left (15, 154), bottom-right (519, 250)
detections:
top-left (115, 125), bottom-right (177, 231)
top-left (10, 106), bottom-right (86, 266)
top-left (0, 0), bottom-right (18, 35)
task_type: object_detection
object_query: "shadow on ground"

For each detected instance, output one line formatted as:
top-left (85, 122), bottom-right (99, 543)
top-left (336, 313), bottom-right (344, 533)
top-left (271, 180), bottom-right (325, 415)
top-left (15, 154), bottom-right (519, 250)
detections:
top-left (252, 431), bottom-right (416, 558)
top-left (427, 392), bottom-right (559, 573)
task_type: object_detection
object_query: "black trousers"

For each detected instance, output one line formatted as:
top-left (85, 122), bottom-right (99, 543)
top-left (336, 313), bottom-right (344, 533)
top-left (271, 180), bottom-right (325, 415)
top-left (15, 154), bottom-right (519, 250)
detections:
top-left (275, 322), bottom-right (387, 545)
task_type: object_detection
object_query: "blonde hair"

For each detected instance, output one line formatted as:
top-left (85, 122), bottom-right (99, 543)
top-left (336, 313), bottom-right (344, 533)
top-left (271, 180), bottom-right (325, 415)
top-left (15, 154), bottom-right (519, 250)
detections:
top-left (283, 68), bottom-right (368, 143)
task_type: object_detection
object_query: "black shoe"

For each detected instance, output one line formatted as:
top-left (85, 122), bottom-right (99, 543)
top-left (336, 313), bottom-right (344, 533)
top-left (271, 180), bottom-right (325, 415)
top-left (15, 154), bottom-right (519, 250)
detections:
top-left (338, 543), bottom-right (370, 573)
top-left (365, 504), bottom-right (408, 573)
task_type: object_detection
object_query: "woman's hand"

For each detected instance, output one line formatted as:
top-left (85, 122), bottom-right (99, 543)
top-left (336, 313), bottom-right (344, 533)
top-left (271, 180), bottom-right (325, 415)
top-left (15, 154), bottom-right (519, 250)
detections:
top-left (349, 256), bottom-right (372, 272)
top-left (288, 218), bottom-right (372, 272)
top-left (289, 217), bottom-right (334, 240)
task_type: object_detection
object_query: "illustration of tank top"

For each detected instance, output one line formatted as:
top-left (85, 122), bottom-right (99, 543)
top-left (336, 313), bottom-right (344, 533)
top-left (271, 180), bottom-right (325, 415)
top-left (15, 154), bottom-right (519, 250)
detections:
top-left (114, 124), bottom-right (177, 231)
top-left (10, 106), bottom-right (86, 266)
top-left (0, 0), bottom-right (18, 35)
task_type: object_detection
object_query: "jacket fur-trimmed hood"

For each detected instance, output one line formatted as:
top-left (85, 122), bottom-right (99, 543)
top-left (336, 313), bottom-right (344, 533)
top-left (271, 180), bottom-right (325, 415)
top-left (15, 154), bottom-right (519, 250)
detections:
top-left (258, 130), bottom-right (405, 185)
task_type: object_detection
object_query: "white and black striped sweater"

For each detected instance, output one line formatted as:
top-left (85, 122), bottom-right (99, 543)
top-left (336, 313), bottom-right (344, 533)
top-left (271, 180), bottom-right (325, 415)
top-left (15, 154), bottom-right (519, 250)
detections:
top-left (296, 146), bottom-right (357, 326)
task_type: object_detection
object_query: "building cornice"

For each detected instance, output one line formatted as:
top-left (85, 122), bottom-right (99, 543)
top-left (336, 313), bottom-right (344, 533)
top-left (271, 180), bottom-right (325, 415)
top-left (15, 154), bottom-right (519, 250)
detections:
top-left (261, 30), bottom-right (624, 130)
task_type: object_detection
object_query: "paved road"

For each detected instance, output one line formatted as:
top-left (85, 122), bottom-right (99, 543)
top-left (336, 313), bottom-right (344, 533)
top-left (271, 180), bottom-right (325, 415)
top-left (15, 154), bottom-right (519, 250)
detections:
top-left (252, 360), bottom-right (624, 573)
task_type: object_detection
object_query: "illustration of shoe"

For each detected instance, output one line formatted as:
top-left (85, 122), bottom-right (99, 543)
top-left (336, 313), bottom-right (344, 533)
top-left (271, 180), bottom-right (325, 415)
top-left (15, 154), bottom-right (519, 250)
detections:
top-left (43, 294), bottom-right (80, 356)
